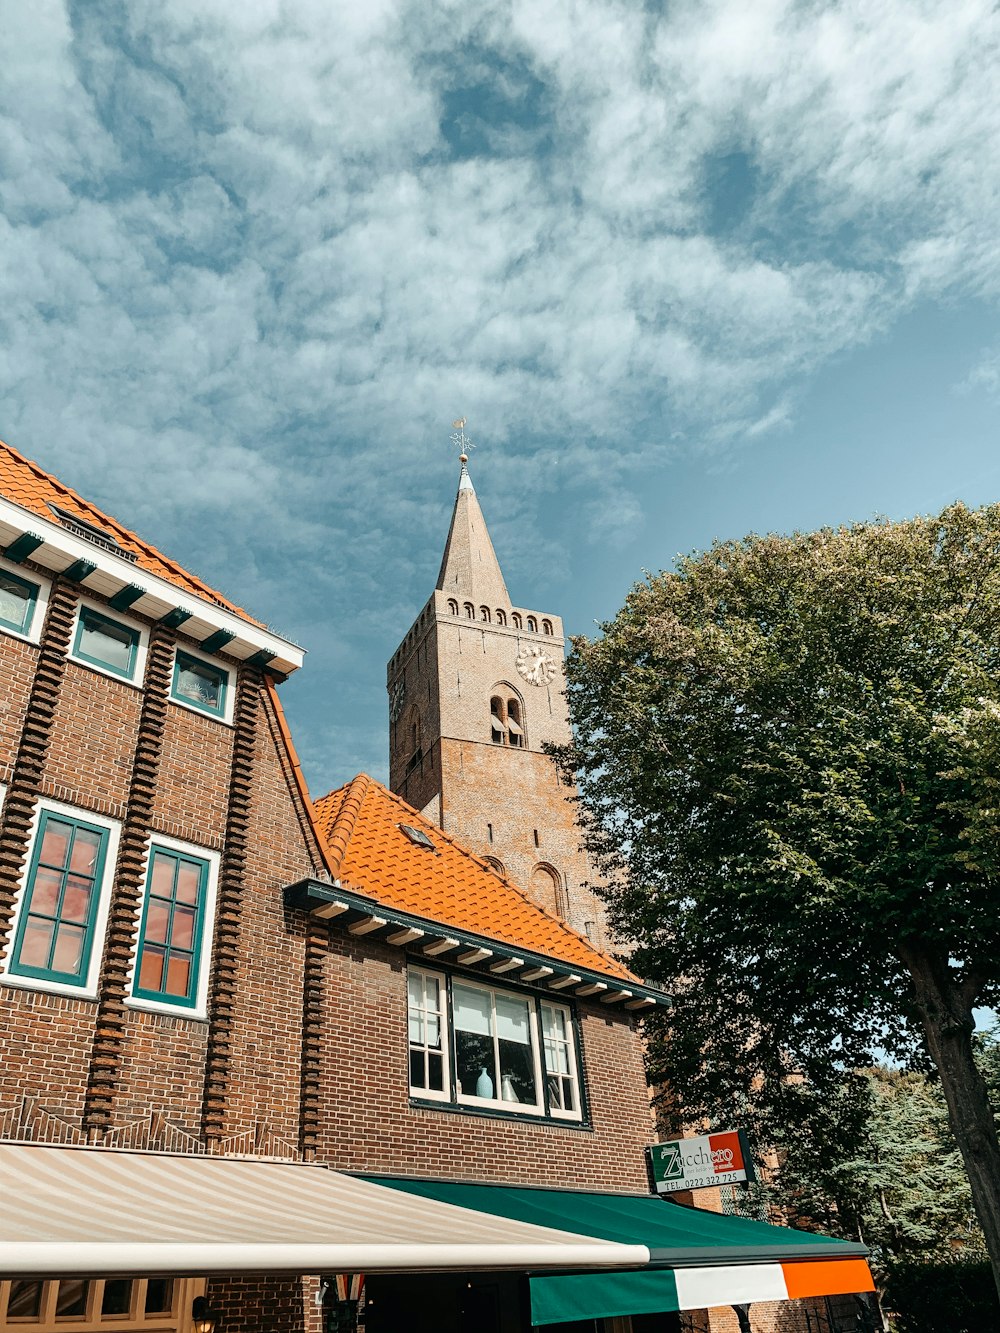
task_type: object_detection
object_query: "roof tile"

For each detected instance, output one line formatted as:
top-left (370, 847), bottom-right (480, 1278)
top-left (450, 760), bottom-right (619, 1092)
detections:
top-left (313, 776), bottom-right (636, 983)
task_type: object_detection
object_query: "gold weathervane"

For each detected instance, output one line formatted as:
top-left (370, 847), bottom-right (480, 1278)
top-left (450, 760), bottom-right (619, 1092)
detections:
top-left (451, 417), bottom-right (476, 462)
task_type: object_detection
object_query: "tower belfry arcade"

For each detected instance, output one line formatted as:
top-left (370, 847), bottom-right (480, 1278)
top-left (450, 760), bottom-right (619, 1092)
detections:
top-left (387, 450), bottom-right (608, 944)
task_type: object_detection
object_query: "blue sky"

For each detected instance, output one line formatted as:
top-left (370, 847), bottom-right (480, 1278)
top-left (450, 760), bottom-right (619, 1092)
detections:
top-left (3, 0), bottom-right (1000, 808)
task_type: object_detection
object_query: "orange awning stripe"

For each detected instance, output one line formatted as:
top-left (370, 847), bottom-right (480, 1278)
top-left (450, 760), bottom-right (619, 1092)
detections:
top-left (781, 1258), bottom-right (875, 1299)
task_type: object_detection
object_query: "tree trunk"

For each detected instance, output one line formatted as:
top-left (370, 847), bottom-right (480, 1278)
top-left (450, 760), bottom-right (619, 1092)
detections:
top-left (901, 946), bottom-right (1000, 1302)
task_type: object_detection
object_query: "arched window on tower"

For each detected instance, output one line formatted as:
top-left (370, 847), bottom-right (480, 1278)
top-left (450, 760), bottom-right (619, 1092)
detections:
top-left (483, 856), bottom-right (506, 878)
top-left (464, 602), bottom-right (475, 619)
top-left (480, 606), bottom-right (491, 622)
top-left (447, 599), bottom-right (459, 616)
top-left (527, 616), bottom-right (538, 632)
top-left (496, 609), bottom-right (507, 626)
top-left (490, 696), bottom-right (506, 745)
top-left (542, 619), bottom-right (553, 635)
top-left (506, 697), bottom-right (524, 748)
top-left (530, 863), bottom-right (564, 915)
top-left (512, 612), bottom-right (522, 630)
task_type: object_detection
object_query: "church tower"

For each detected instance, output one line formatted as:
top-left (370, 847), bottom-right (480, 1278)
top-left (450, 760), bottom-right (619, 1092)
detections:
top-left (387, 450), bottom-right (607, 945)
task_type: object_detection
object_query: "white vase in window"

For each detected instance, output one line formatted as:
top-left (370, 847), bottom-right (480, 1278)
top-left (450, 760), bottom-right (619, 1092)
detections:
top-left (501, 1074), bottom-right (518, 1103)
top-left (476, 1067), bottom-right (494, 1098)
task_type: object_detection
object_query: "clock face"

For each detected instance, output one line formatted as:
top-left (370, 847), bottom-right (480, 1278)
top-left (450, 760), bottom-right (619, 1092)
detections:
top-left (516, 644), bottom-right (558, 687)
top-left (389, 680), bottom-right (405, 722)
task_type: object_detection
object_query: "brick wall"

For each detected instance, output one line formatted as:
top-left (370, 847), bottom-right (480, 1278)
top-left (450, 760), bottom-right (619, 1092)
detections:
top-left (313, 932), bottom-right (654, 1191)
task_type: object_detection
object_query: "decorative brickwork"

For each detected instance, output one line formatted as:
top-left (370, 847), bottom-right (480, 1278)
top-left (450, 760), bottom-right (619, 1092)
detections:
top-left (83, 625), bottom-right (173, 1138)
top-left (0, 579), bottom-right (75, 954)
top-left (201, 666), bottom-right (261, 1146)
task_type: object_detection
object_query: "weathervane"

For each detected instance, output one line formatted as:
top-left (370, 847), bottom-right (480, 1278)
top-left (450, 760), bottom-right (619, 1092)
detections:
top-left (451, 417), bottom-right (476, 463)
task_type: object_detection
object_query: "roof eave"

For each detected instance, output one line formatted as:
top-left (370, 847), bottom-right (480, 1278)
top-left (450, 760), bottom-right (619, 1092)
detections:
top-left (0, 494), bottom-right (304, 674)
top-left (283, 877), bottom-right (670, 1010)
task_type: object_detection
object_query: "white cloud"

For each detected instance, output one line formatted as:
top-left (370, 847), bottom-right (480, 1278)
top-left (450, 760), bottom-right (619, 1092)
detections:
top-left (2, 0), bottom-right (1000, 788)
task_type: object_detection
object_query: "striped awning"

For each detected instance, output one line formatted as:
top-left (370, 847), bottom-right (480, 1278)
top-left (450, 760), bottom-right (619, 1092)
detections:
top-left (366, 1177), bottom-right (875, 1324)
top-left (0, 1145), bottom-right (646, 1278)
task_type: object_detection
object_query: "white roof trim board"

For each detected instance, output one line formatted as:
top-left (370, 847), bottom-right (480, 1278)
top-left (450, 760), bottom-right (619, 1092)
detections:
top-left (0, 495), bottom-right (303, 675)
top-left (0, 1145), bottom-right (646, 1277)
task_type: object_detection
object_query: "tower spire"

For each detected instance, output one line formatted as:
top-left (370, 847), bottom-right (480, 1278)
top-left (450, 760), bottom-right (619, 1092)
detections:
top-left (436, 420), bottom-right (509, 606)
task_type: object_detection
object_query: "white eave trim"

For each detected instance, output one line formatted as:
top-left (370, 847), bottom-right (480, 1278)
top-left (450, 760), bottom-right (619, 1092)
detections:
top-left (0, 494), bottom-right (304, 675)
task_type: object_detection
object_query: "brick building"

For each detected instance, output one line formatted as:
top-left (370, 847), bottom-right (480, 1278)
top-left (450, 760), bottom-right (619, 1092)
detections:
top-left (0, 439), bottom-right (874, 1333)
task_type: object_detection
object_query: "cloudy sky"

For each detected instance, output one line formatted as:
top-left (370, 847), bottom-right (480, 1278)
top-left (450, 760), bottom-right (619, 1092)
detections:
top-left (3, 0), bottom-right (1000, 797)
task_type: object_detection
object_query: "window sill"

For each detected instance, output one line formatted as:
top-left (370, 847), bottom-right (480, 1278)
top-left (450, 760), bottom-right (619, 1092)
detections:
top-left (125, 996), bottom-right (209, 1023)
top-left (0, 973), bottom-right (99, 1002)
top-left (409, 1096), bottom-right (591, 1131)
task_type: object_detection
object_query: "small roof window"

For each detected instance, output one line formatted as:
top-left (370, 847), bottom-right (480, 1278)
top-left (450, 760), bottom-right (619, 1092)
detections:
top-left (48, 504), bottom-right (137, 562)
top-left (398, 823), bottom-right (435, 851)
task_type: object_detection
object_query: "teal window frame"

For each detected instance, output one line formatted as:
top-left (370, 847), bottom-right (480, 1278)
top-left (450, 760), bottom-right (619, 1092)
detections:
top-left (0, 568), bottom-right (39, 637)
top-left (71, 605), bottom-right (140, 680)
top-left (8, 811), bottom-right (109, 988)
top-left (171, 650), bottom-right (228, 719)
top-left (132, 845), bottom-right (209, 1009)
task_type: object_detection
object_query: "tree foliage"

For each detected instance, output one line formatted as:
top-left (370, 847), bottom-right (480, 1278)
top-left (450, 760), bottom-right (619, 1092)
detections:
top-left (560, 504), bottom-right (1000, 1291)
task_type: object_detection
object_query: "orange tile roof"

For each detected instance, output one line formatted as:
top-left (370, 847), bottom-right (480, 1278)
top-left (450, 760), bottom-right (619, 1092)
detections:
top-left (0, 437), bottom-right (259, 624)
top-left (314, 775), bottom-right (636, 983)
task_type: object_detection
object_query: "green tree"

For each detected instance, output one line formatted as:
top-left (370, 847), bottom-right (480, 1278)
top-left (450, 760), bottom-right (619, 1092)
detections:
top-left (559, 505), bottom-right (1000, 1295)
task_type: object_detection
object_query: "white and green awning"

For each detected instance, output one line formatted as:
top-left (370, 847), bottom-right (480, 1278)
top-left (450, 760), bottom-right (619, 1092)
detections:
top-left (366, 1176), bottom-right (875, 1325)
top-left (0, 1145), bottom-right (874, 1324)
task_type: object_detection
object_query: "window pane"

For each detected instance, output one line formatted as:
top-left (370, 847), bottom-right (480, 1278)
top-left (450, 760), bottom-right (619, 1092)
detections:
top-left (7, 1280), bottom-right (43, 1318)
top-left (52, 924), bottom-right (86, 976)
top-left (170, 906), bottom-right (196, 950)
top-left (61, 877), bottom-right (93, 924)
top-left (427, 1051), bottom-right (444, 1092)
top-left (55, 1279), bottom-right (89, 1317)
top-left (78, 610), bottom-right (135, 674)
top-left (408, 1007), bottom-right (425, 1045)
top-left (144, 900), bottom-right (171, 944)
top-left (0, 572), bottom-right (35, 632)
top-left (498, 1037), bottom-right (537, 1104)
top-left (39, 821), bottom-right (71, 869)
top-left (144, 1280), bottom-right (173, 1315)
top-left (18, 918), bottom-right (54, 968)
top-left (454, 984), bottom-right (492, 1034)
top-left (139, 946), bottom-right (165, 992)
top-left (150, 853), bottom-right (175, 897)
top-left (165, 953), bottom-right (192, 997)
top-left (495, 994), bottom-right (530, 1044)
top-left (175, 861), bottom-right (201, 905)
top-left (69, 829), bottom-right (101, 875)
top-left (101, 1280), bottom-right (132, 1316)
top-left (27, 867), bottom-right (61, 916)
top-left (456, 1030), bottom-right (496, 1098)
top-left (409, 1049), bottom-right (425, 1088)
top-left (175, 657), bottom-right (224, 711)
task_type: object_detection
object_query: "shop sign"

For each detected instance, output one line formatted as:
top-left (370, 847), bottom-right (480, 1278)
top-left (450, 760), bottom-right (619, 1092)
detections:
top-left (647, 1129), bottom-right (756, 1194)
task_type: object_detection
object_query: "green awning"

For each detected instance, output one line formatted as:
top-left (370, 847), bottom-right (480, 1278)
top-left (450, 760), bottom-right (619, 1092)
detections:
top-left (364, 1177), bottom-right (874, 1324)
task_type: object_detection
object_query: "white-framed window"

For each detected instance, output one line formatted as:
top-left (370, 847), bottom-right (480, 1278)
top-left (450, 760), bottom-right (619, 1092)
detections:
top-left (407, 968), bottom-right (583, 1121)
top-left (169, 646), bottom-right (234, 725)
top-left (408, 968), bottom-right (449, 1100)
top-left (126, 834), bottom-right (219, 1019)
top-left (1, 799), bottom-right (121, 1000)
top-left (0, 558), bottom-right (50, 646)
top-left (69, 599), bottom-right (148, 686)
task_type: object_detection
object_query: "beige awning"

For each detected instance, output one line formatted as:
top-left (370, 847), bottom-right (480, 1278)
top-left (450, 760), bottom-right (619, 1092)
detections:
top-left (0, 1145), bottom-right (647, 1277)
